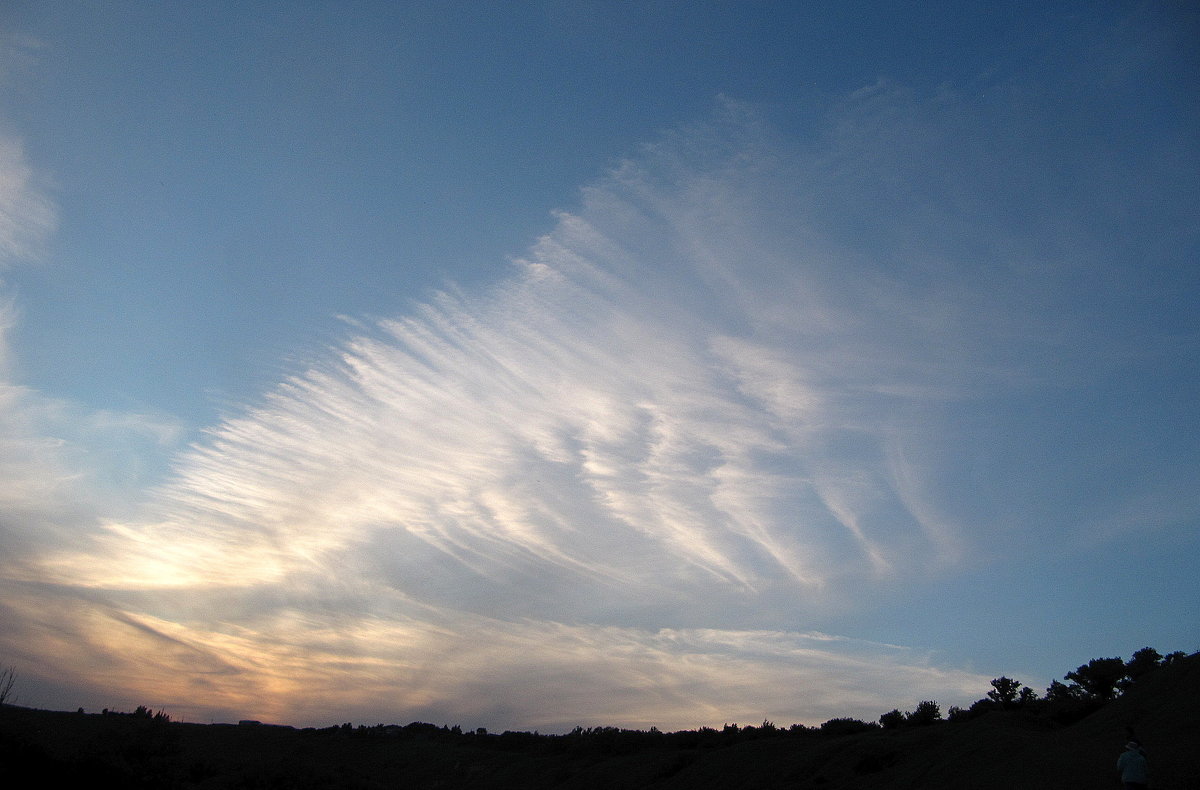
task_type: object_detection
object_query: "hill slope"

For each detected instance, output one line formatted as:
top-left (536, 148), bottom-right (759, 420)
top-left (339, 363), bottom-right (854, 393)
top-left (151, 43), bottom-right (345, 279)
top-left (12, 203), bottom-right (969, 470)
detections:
top-left (651, 654), bottom-right (1199, 789)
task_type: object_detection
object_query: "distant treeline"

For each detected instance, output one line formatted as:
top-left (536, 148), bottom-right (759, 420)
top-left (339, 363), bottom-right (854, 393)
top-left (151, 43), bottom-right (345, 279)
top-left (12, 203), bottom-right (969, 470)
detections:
top-left (206, 645), bottom-right (1192, 753)
top-left (1, 647), bottom-right (1195, 790)
top-left (5, 646), bottom-right (1191, 754)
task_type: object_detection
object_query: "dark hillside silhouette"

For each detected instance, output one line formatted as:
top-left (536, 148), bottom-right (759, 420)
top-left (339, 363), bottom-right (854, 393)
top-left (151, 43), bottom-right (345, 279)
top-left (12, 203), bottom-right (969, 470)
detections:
top-left (1, 649), bottom-right (1197, 788)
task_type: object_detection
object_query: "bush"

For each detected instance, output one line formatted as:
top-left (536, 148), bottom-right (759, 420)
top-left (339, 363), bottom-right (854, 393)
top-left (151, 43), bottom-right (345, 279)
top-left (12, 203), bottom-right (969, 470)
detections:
top-left (819, 718), bottom-right (878, 737)
top-left (906, 701), bottom-right (941, 726)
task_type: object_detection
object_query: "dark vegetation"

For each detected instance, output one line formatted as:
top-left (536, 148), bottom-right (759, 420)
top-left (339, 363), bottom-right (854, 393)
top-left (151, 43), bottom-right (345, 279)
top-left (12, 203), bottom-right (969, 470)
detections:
top-left (1, 648), bottom-right (1197, 789)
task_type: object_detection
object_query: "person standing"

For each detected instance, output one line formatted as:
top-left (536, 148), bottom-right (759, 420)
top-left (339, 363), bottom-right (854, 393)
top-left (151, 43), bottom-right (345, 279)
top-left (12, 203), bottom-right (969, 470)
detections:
top-left (1117, 740), bottom-right (1149, 789)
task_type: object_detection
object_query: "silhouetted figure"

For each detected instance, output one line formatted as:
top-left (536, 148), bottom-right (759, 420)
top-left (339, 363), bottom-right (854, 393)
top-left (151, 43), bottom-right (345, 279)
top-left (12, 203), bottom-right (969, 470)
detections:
top-left (1117, 740), bottom-right (1149, 789)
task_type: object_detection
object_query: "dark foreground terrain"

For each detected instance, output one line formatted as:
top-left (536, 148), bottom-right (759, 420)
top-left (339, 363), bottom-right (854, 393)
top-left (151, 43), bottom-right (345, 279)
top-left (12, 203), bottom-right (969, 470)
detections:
top-left (2, 653), bottom-right (1197, 789)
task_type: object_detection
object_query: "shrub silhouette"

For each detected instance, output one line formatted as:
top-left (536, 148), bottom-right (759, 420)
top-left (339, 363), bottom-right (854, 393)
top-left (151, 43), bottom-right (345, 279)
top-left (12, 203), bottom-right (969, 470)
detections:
top-left (819, 718), bottom-right (877, 737)
top-left (906, 700), bottom-right (941, 726)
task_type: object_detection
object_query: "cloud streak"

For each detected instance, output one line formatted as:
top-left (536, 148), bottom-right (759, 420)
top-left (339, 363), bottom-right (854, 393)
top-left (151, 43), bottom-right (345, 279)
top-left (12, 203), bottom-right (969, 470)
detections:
top-left (3, 50), bottom-right (1196, 729)
top-left (0, 134), bottom-right (55, 269)
top-left (59, 108), bottom-right (972, 604)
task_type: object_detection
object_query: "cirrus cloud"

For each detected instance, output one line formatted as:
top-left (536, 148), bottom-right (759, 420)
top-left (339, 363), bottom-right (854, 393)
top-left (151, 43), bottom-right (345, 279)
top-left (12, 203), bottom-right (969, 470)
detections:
top-left (4, 67), bottom-right (1196, 728)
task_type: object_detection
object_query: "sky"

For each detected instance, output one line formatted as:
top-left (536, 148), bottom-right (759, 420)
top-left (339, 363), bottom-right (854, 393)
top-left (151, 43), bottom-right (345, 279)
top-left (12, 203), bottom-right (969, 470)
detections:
top-left (0, 1), bottom-right (1197, 732)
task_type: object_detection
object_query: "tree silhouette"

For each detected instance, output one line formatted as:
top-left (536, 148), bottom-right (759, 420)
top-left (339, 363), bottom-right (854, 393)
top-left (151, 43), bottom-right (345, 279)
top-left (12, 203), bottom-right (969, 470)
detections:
top-left (1044, 679), bottom-right (1084, 703)
top-left (986, 676), bottom-right (1022, 708)
top-left (1124, 647), bottom-right (1162, 681)
top-left (0, 665), bottom-right (14, 706)
top-left (906, 700), bottom-right (941, 726)
top-left (1064, 657), bottom-right (1126, 700)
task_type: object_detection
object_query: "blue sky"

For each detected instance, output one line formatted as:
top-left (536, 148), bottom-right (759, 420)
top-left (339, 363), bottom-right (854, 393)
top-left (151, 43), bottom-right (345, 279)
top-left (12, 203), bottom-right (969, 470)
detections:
top-left (0, 2), bottom-right (1197, 730)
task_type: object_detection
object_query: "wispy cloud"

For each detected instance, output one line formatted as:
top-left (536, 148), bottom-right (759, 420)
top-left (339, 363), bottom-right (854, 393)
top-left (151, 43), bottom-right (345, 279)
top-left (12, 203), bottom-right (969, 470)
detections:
top-left (0, 575), bottom-right (990, 730)
top-left (3, 48), bottom-right (1195, 727)
top-left (2, 99), bottom-right (1002, 725)
top-left (0, 137), bottom-right (82, 567)
top-left (0, 134), bottom-right (183, 666)
top-left (52, 108), bottom-right (978, 603)
top-left (0, 134), bottom-right (55, 269)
